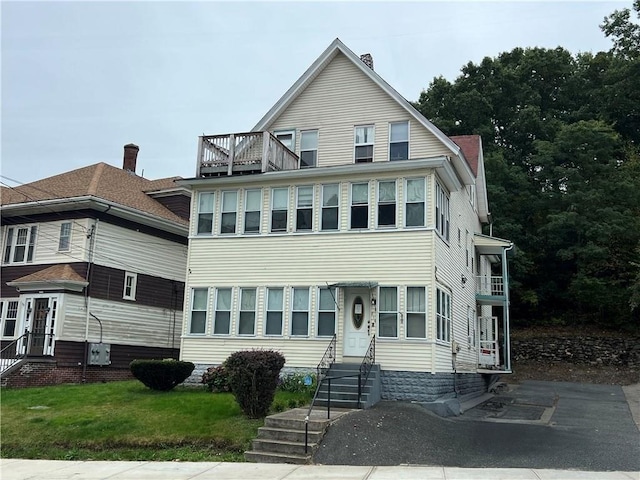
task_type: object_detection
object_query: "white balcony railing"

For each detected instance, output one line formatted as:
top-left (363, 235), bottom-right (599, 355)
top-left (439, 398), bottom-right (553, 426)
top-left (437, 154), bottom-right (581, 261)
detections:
top-left (476, 275), bottom-right (505, 297)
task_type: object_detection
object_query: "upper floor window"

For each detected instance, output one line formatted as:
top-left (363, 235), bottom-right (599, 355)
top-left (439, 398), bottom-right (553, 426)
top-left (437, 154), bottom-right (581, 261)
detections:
top-left (350, 182), bottom-right (369, 229)
top-left (378, 286), bottom-right (398, 338)
top-left (317, 287), bottom-right (336, 337)
top-left (1, 300), bottom-right (19, 337)
top-left (435, 182), bottom-right (450, 242)
top-left (58, 223), bottom-right (72, 252)
top-left (3, 226), bottom-right (37, 264)
top-left (238, 288), bottom-right (256, 335)
top-left (321, 184), bottom-right (339, 231)
top-left (220, 191), bottom-right (238, 234)
top-left (214, 288), bottom-right (232, 335)
top-left (377, 180), bottom-right (396, 227)
top-left (300, 130), bottom-right (318, 168)
top-left (244, 189), bottom-right (262, 234)
top-left (354, 125), bottom-right (374, 163)
top-left (275, 130), bottom-right (296, 151)
top-left (123, 272), bottom-right (137, 300)
top-left (436, 287), bottom-right (451, 342)
top-left (189, 288), bottom-right (208, 334)
top-left (296, 186), bottom-right (314, 231)
top-left (291, 287), bottom-right (310, 336)
top-left (406, 287), bottom-right (426, 339)
top-left (389, 121), bottom-right (409, 161)
top-left (405, 178), bottom-right (426, 227)
top-left (271, 188), bottom-right (289, 232)
top-left (265, 288), bottom-right (284, 336)
top-left (197, 192), bottom-right (214, 235)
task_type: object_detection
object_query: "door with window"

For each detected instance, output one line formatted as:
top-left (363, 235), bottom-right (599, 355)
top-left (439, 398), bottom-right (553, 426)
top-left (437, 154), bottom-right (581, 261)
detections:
top-left (343, 289), bottom-right (370, 357)
top-left (29, 298), bottom-right (50, 356)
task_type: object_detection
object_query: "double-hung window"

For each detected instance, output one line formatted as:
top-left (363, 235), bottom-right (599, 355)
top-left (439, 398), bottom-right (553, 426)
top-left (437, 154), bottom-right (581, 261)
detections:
top-left (378, 287), bottom-right (398, 338)
top-left (58, 222), bottom-right (72, 251)
top-left (377, 180), bottom-right (396, 227)
top-left (300, 130), bottom-right (318, 168)
top-left (189, 288), bottom-right (208, 334)
top-left (275, 130), bottom-right (295, 151)
top-left (238, 288), bottom-right (256, 335)
top-left (244, 189), bottom-right (261, 234)
top-left (213, 288), bottom-right (232, 335)
top-left (296, 186), bottom-right (314, 231)
top-left (220, 191), bottom-right (238, 234)
top-left (265, 288), bottom-right (284, 336)
top-left (291, 288), bottom-right (309, 336)
top-left (405, 178), bottom-right (426, 227)
top-left (3, 226), bottom-right (37, 264)
top-left (321, 184), bottom-right (339, 231)
top-left (435, 182), bottom-right (450, 242)
top-left (406, 287), bottom-right (426, 338)
top-left (436, 287), bottom-right (451, 342)
top-left (2, 300), bottom-right (19, 337)
top-left (317, 287), bottom-right (336, 336)
top-left (197, 192), bottom-right (215, 235)
top-left (271, 188), bottom-right (289, 232)
top-left (123, 272), bottom-right (137, 300)
top-left (350, 183), bottom-right (369, 229)
top-left (389, 121), bottom-right (409, 161)
top-left (354, 125), bottom-right (374, 163)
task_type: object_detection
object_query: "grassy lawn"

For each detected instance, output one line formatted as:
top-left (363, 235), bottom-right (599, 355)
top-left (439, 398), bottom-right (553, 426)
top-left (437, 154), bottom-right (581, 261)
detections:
top-left (0, 381), bottom-right (311, 461)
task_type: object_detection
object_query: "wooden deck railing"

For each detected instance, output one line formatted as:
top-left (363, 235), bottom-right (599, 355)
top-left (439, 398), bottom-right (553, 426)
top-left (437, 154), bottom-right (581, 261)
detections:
top-left (197, 131), bottom-right (299, 177)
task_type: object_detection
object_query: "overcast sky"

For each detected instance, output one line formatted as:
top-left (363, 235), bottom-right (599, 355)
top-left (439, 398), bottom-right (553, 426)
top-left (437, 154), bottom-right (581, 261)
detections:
top-left (1, 1), bottom-right (630, 186)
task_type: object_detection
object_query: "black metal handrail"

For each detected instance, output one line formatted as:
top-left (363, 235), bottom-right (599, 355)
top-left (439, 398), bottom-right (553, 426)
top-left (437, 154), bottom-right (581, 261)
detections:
top-left (0, 332), bottom-right (29, 373)
top-left (359, 334), bottom-right (375, 398)
top-left (305, 334), bottom-right (336, 454)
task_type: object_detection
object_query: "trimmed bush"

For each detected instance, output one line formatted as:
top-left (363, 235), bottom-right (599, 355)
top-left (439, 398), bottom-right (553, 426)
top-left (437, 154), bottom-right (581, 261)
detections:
top-left (130, 359), bottom-right (195, 391)
top-left (224, 350), bottom-right (285, 418)
top-left (201, 365), bottom-right (232, 393)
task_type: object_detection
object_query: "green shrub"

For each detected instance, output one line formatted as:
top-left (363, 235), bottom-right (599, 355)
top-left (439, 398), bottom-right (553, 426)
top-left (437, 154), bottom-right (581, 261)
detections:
top-left (278, 372), bottom-right (317, 394)
top-left (130, 359), bottom-right (195, 391)
top-left (224, 350), bottom-right (285, 418)
top-left (201, 365), bottom-right (231, 393)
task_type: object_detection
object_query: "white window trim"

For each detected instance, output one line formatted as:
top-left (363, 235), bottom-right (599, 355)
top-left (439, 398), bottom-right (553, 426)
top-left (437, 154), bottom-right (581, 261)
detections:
top-left (435, 181), bottom-right (451, 243)
top-left (213, 287), bottom-right (233, 336)
top-left (3, 225), bottom-right (37, 265)
top-left (405, 286), bottom-right (427, 339)
top-left (316, 287), bottom-right (337, 337)
top-left (189, 287), bottom-right (209, 335)
top-left (264, 287), bottom-right (285, 337)
top-left (378, 286), bottom-right (399, 339)
top-left (295, 185), bottom-right (315, 232)
top-left (220, 190), bottom-right (238, 235)
top-left (349, 181), bottom-right (370, 230)
top-left (270, 187), bottom-right (290, 233)
top-left (321, 183), bottom-right (340, 232)
top-left (299, 130), bottom-right (318, 168)
top-left (237, 287), bottom-right (257, 336)
top-left (354, 125), bottom-right (375, 163)
top-left (123, 272), bottom-right (137, 300)
top-left (436, 286), bottom-right (452, 343)
top-left (389, 121), bottom-right (410, 161)
top-left (196, 191), bottom-right (215, 236)
top-left (243, 188), bottom-right (262, 234)
top-left (404, 177), bottom-right (427, 228)
top-left (58, 222), bottom-right (72, 252)
top-left (290, 286), bottom-right (310, 337)
top-left (1, 299), bottom-right (20, 338)
top-left (274, 129), bottom-right (296, 151)
top-left (376, 180), bottom-right (397, 229)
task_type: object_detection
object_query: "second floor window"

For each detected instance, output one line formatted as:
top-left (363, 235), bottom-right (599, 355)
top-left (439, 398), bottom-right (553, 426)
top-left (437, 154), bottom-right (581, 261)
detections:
top-left (435, 182), bottom-right (451, 242)
top-left (296, 186), bottom-right (313, 231)
top-left (377, 180), bottom-right (396, 227)
top-left (189, 288), bottom-right (208, 334)
top-left (58, 222), bottom-right (72, 251)
top-left (3, 226), bottom-right (37, 264)
top-left (405, 178), bottom-right (426, 227)
top-left (271, 188), bottom-right (289, 232)
top-left (389, 121), bottom-right (409, 161)
top-left (244, 189), bottom-right (262, 234)
top-left (123, 272), bottom-right (137, 300)
top-left (220, 191), bottom-right (238, 234)
top-left (300, 130), bottom-right (318, 168)
top-left (350, 183), bottom-right (369, 229)
top-left (321, 184), bottom-right (339, 231)
top-left (354, 125), bottom-right (374, 163)
top-left (197, 192), bottom-right (214, 235)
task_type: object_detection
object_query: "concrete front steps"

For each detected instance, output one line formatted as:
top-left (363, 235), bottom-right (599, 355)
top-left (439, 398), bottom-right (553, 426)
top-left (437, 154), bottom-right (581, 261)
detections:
top-left (244, 407), bottom-right (352, 464)
top-left (315, 363), bottom-right (381, 409)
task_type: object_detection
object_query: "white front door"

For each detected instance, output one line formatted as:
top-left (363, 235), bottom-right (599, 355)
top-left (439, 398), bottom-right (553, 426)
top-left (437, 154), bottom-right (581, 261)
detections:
top-left (343, 289), bottom-right (371, 357)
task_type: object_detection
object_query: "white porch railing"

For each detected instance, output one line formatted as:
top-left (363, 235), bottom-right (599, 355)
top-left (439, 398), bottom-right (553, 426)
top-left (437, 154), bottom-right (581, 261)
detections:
top-left (476, 275), bottom-right (505, 297)
top-left (198, 131), bottom-right (299, 177)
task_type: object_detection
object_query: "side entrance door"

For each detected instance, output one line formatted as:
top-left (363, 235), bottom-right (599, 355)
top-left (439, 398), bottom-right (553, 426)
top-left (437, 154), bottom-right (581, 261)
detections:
top-left (343, 289), bottom-right (371, 357)
top-left (29, 298), bottom-right (49, 356)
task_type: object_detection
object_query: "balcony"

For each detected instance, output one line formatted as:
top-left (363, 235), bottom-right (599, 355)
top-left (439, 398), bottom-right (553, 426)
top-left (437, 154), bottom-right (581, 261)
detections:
top-left (476, 275), bottom-right (506, 305)
top-left (197, 131), bottom-right (299, 177)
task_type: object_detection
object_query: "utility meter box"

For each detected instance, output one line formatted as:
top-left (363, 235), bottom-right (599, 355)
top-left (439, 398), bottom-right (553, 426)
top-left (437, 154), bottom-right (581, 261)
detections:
top-left (88, 343), bottom-right (111, 366)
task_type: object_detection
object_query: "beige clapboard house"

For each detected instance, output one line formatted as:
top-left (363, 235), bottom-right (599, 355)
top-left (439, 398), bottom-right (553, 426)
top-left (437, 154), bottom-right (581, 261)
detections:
top-left (179, 39), bottom-right (512, 410)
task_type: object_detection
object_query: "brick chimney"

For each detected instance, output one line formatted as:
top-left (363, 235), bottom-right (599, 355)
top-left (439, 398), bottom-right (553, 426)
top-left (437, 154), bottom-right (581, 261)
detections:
top-left (360, 53), bottom-right (374, 70)
top-left (123, 144), bottom-right (139, 173)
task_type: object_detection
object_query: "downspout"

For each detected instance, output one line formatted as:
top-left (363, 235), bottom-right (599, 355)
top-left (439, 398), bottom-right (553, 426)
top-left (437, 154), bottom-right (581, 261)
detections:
top-left (83, 219), bottom-right (98, 383)
top-left (503, 243), bottom-right (514, 371)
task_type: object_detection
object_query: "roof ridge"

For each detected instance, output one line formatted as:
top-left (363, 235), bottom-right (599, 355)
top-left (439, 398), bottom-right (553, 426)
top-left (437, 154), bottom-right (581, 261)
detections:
top-left (87, 162), bottom-right (106, 195)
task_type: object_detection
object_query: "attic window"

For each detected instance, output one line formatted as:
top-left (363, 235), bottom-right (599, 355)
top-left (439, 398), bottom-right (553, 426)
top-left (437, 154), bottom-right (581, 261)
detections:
top-left (275, 130), bottom-right (295, 151)
top-left (355, 125), bottom-right (374, 163)
top-left (300, 130), bottom-right (318, 168)
top-left (389, 122), bottom-right (409, 161)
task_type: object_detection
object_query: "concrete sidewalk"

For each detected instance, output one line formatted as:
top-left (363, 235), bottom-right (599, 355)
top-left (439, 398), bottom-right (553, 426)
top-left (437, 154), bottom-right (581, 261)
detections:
top-left (1, 460), bottom-right (638, 480)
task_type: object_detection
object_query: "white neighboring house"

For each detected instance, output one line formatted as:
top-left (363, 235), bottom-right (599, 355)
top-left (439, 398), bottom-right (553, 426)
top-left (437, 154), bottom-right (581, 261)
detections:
top-left (1, 145), bottom-right (189, 387)
top-left (179, 39), bottom-right (512, 410)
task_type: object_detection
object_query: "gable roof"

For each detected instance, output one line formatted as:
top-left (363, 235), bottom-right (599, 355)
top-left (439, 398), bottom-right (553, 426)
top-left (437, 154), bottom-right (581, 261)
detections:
top-left (450, 135), bottom-right (480, 177)
top-left (0, 163), bottom-right (188, 228)
top-left (252, 38), bottom-right (475, 186)
top-left (6, 264), bottom-right (89, 292)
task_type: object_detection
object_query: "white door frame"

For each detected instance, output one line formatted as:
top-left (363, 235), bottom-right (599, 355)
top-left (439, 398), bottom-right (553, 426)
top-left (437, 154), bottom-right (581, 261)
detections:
top-left (342, 288), bottom-right (371, 357)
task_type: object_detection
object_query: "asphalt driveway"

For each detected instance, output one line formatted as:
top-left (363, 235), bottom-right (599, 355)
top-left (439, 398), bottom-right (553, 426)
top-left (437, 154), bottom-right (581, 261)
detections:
top-left (313, 380), bottom-right (640, 471)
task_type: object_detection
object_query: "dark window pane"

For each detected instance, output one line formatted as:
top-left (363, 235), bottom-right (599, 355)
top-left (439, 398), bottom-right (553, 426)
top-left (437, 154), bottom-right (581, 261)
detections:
top-left (190, 311), bottom-right (206, 334)
top-left (318, 312), bottom-right (335, 336)
top-left (244, 211), bottom-right (260, 232)
top-left (407, 313), bottom-right (426, 338)
top-left (265, 312), bottom-right (283, 335)
top-left (296, 208), bottom-right (312, 230)
top-left (3, 319), bottom-right (16, 336)
top-left (238, 312), bottom-right (255, 335)
top-left (406, 203), bottom-right (425, 227)
top-left (271, 210), bottom-right (287, 231)
top-left (198, 214), bottom-right (212, 234)
top-left (291, 312), bottom-right (308, 335)
top-left (300, 151), bottom-right (316, 168)
top-left (355, 145), bottom-right (373, 163)
top-left (351, 206), bottom-right (368, 229)
top-left (221, 212), bottom-right (236, 233)
top-left (322, 208), bottom-right (338, 230)
top-left (378, 313), bottom-right (397, 337)
top-left (214, 312), bottom-right (230, 334)
top-left (390, 142), bottom-right (408, 161)
top-left (378, 204), bottom-right (395, 226)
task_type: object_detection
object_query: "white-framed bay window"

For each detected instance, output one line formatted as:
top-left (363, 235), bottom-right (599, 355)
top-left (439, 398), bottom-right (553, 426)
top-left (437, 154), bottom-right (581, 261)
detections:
top-left (291, 287), bottom-right (310, 336)
top-left (238, 288), bottom-right (256, 335)
top-left (213, 288), bottom-right (232, 335)
top-left (406, 287), bottom-right (426, 339)
top-left (189, 288), bottom-right (208, 334)
top-left (3, 225), bottom-right (37, 264)
top-left (436, 287), bottom-right (451, 342)
top-left (405, 178), bottom-right (426, 227)
top-left (197, 192), bottom-right (215, 235)
top-left (378, 286), bottom-right (398, 338)
top-left (265, 287), bottom-right (284, 336)
top-left (317, 287), bottom-right (336, 337)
